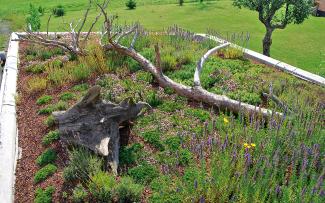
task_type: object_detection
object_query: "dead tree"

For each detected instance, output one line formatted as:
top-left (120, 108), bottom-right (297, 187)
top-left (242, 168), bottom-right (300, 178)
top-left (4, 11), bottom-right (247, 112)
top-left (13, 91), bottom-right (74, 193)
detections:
top-left (16, 0), bottom-right (108, 56)
top-left (96, 0), bottom-right (280, 119)
top-left (53, 86), bottom-right (151, 174)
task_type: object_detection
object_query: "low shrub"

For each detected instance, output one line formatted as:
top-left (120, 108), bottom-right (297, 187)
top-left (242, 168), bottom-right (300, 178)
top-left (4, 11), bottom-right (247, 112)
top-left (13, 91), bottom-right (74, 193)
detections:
top-left (142, 130), bottom-right (164, 151)
top-left (228, 90), bottom-right (262, 105)
top-left (159, 101), bottom-right (183, 112)
top-left (88, 171), bottom-right (116, 201)
top-left (136, 70), bottom-right (153, 83)
top-left (38, 105), bottom-right (55, 115)
top-left (128, 163), bottom-right (159, 184)
top-left (126, 0), bottom-right (137, 10)
top-left (34, 186), bottom-right (55, 203)
top-left (178, 148), bottom-right (192, 166)
top-left (63, 148), bottom-right (103, 182)
top-left (52, 5), bottom-right (65, 17)
top-left (146, 91), bottom-right (162, 107)
top-left (40, 51), bottom-right (52, 61)
top-left (161, 54), bottom-right (177, 71)
top-left (42, 130), bottom-right (60, 146)
top-left (72, 184), bottom-right (88, 203)
top-left (54, 101), bottom-right (68, 111)
top-left (26, 64), bottom-right (46, 74)
top-left (185, 108), bottom-right (210, 122)
top-left (34, 164), bottom-right (57, 183)
top-left (113, 176), bottom-right (143, 202)
top-left (44, 115), bottom-right (56, 127)
top-left (164, 87), bottom-right (175, 95)
top-left (27, 77), bottom-right (47, 93)
top-left (36, 95), bottom-right (52, 105)
top-left (59, 92), bottom-right (76, 101)
top-left (119, 143), bottom-right (143, 166)
top-left (36, 148), bottom-right (57, 167)
top-left (71, 64), bottom-right (91, 82)
top-left (164, 136), bottom-right (181, 152)
top-left (72, 83), bottom-right (89, 92)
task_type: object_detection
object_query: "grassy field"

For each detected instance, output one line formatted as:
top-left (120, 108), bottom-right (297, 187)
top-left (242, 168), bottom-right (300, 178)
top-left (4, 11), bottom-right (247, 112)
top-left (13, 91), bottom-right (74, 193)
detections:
top-left (0, 0), bottom-right (325, 74)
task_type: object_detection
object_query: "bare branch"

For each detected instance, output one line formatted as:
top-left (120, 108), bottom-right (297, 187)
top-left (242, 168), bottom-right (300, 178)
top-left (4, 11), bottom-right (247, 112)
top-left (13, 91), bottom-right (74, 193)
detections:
top-left (114, 25), bottom-right (137, 43)
top-left (85, 0), bottom-right (110, 41)
top-left (194, 42), bottom-right (230, 86)
top-left (46, 14), bottom-right (52, 36)
top-left (77, 0), bottom-right (92, 40)
top-left (130, 28), bottom-right (139, 50)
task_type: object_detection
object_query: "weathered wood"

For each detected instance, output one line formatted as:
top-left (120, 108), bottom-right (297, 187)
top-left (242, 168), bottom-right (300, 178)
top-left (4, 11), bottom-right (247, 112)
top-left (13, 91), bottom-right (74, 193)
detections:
top-left (53, 86), bottom-right (151, 174)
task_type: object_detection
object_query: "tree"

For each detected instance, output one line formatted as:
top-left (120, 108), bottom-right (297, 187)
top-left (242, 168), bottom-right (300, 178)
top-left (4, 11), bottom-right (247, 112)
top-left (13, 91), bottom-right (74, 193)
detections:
top-left (233, 0), bottom-right (313, 56)
top-left (179, 0), bottom-right (184, 6)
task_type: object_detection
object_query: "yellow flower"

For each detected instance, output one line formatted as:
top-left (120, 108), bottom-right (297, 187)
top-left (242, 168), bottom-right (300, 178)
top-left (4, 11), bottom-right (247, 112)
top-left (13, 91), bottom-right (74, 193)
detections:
top-left (243, 143), bottom-right (249, 147)
top-left (251, 143), bottom-right (256, 147)
top-left (247, 145), bottom-right (251, 149)
top-left (223, 117), bottom-right (229, 124)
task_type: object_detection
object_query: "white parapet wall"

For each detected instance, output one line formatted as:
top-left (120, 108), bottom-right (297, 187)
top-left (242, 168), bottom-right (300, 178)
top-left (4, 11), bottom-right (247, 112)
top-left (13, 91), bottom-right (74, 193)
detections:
top-left (196, 33), bottom-right (325, 86)
top-left (0, 33), bottom-right (19, 203)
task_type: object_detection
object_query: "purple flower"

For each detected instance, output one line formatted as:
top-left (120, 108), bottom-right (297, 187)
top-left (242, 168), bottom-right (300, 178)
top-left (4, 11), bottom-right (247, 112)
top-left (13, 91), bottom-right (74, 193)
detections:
top-left (194, 180), bottom-right (198, 189)
top-left (199, 196), bottom-right (205, 203)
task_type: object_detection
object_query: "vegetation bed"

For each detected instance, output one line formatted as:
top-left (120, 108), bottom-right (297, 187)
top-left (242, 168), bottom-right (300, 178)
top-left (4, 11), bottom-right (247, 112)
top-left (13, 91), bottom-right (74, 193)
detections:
top-left (15, 34), bottom-right (324, 202)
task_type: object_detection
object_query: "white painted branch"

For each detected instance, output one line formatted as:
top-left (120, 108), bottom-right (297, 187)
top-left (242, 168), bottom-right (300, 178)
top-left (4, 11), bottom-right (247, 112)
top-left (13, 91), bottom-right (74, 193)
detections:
top-left (194, 42), bottom-right (230, 86)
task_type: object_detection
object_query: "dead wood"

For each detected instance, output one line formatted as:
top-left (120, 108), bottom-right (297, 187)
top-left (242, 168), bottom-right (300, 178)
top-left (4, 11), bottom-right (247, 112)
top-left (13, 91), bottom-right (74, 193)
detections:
top-left (53, 86), bottom-right (151, 174)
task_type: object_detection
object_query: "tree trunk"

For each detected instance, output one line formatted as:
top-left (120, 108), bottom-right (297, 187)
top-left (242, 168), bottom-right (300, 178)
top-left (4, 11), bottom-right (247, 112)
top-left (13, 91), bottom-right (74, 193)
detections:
top-left (263, 27), bottom-right (274, 57)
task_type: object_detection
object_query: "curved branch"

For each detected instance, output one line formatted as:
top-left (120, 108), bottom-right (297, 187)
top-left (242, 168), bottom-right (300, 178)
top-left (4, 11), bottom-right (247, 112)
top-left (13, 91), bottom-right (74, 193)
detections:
top-left (194, 42), bottom-right (230, 86)
top-left (109, 42), bottom-right (281, 119)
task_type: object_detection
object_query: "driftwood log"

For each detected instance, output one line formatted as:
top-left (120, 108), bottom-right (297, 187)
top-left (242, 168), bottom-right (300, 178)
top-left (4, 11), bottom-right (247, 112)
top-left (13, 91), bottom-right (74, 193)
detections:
top-left (53, 86), bottom-right (151, 174)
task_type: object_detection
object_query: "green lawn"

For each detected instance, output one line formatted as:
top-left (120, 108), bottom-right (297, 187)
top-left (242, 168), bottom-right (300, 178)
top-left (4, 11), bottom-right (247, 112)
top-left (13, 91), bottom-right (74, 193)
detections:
top-left (0, 0), bottom-right (324, 74)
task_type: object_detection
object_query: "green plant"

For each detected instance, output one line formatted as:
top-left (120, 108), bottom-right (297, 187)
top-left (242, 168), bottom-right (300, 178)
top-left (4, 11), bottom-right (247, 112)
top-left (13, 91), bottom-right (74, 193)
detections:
top-left (38, 105), bottom-right (55, 115)
top-left (71, 64), bottom-right (91, 82)
top-left (26, 64), bottom-right (45, 74)
top-left (159, 101), bottom-right (182, 113)
top-left (88, 171), bottom-right (116, 201)
top-left (27, 77), bottom-right (47, 93)
top-left (34, 186), bottom-right (55, 203)
top-left (26, 4), bottom-right (40, 31)
top-left (164, 87), bottom-right (175, 95)
top-left (40, 51), bottom-right (52, 60)
top-left (114, 176), bottom-right (143, 203)
top-left (185, 108), bottom-right (210, 122)
top-left (146, 91), bottom-right (162, 107)
top-left (119, 143), bottom-right (143, 166)
top-left (128, 163), bottom-right (159, 184)
top-left (126, 0), bottom-right (137, 10)
top-left (36, 95), bottom-right (52, 105)
top-left (59, 92), bottom-right (76, 101)
top-left (38, 6), bottom-right (44, 16)
top-left (44, 115), bottom-right (55, 127)
top-left (63, 148), bottom-right (103, 182)
top-left (36, 148), bottom-right (57, 167)
top-left (54, 101), bottom-right (68, 111)
top-left (42, 130), bottom-right (60, 146)
top-left (72, 184), bottom-right (88, 203)
top-left (178, 148), bottom-right (192, 166)
top-left (161, 54), bottom-right (177, 71)
top-left (228, 90), bottom-right (261, 105)
top-left (72, 83), bottom-right (89, 91)
top-left (136, 70), bottom-right (153, 83)
top-left (142, 130), bottom-right (164, 151)
top-left (34, 164), bottom-right (57, 183)
top-left (165, 136), bottom-right (181, 152)
top-left (52, 5), bottom-right (65, 17)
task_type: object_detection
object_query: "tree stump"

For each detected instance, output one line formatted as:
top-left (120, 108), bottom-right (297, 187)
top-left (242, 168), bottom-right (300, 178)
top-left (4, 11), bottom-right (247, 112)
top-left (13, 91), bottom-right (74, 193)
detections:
top-left (53, 85), bottom-right (151, 174)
